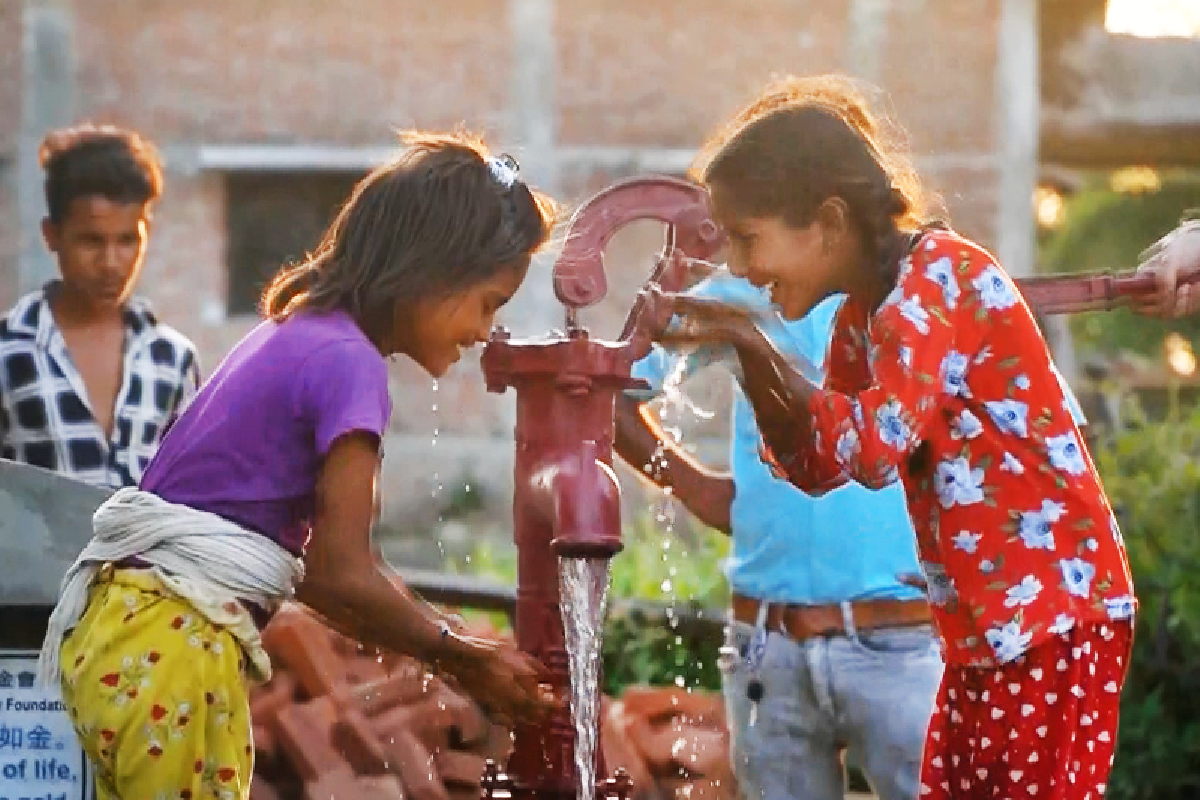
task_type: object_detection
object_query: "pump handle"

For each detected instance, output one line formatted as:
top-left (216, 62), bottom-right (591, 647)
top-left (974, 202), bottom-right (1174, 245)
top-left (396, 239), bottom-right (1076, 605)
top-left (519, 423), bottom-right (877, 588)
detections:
top-left (552, 176), bottom-right (725, 310)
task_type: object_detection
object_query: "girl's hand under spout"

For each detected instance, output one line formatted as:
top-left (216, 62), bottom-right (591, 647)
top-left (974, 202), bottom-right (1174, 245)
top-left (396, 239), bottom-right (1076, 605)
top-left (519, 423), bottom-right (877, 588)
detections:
top-left (436, 635), bottom-right (561, 725)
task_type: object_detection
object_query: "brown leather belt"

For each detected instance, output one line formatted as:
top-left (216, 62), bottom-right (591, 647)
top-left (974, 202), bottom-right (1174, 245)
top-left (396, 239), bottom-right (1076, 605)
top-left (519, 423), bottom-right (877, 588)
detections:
top-left (731, 593), bottom-right (932, 642)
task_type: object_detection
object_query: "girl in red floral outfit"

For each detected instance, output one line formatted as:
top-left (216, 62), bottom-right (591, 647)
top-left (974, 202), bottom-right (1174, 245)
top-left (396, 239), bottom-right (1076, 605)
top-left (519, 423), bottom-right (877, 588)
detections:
top-left (653, 75), bottom-right (1136, 799)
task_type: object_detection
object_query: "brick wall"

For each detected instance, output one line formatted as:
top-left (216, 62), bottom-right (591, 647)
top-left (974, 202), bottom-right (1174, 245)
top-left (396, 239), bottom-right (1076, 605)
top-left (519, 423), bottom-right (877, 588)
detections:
top-left (3, 0), bottom-right (1011, 540)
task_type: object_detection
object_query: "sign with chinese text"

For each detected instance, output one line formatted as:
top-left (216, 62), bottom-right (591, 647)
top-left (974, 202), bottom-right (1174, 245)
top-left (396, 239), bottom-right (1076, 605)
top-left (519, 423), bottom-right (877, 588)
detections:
top-left (0, 651), bottom-right (92, 800)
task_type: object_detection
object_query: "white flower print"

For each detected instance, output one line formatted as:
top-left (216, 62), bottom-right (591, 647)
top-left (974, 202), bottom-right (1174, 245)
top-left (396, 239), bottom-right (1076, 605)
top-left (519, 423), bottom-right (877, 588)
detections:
top-left (898, 346), bottom-right (914, 369)
top-left (985, 620), bottom-right (1032, 663)
top-left (985, 399), bottom-right (1029, 438)
top-left (952, 530), bottom-right (982, 553)
top-left (1015, 373), bottom-right (1031, 390)
top-left (1085, 537), bottom-right (1099, 551)
top-left (979, 559), bottom-right (996, 574)
top-left (921, 562), bottom-right (958, 607)
top-left (875, 401), bottom-right (913, 451)
top-left (1016, 499), bottom-right (1066, 551)
top-left (1042, 498), bottom-right (1066, 521)
top-left (1046, 432), bottom-right (1087, 476)
top-left (852, 401), bottom-right (865, 428)
top-left (1001, 452), bottom-right (1025, 474)
top-left (950, 408), bottom-right (984, 440)
top-left (898, 296), bottom-right (930, 335)
top-left (941, 351), bottom-right (972, 397)
top-left (835, 428), bottom-right (861, 467)
top-left (972, 264), bottom-right (1019, 310)
top-left (1005, 575), bottom-right (1043, 608)
top-left (1059, 557), bottom-right (1096, 598)
top-left (1104, 595), bottom-right (1136, 620)
top-left (924, 255), bottom-right (961, 309)
top-left (934, 456), bottom-right (986, 508)
top-left (1048, 613), bottom-right (1076, 634)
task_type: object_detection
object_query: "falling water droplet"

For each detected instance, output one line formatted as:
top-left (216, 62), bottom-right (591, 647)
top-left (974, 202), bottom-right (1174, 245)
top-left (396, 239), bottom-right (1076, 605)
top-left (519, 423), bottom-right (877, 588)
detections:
top-left (675, 635), bottom-right (683, 645)
top-left (660, 579), bottom-right (673, 593)
top-left (674, 675), bottom-right (686, 688)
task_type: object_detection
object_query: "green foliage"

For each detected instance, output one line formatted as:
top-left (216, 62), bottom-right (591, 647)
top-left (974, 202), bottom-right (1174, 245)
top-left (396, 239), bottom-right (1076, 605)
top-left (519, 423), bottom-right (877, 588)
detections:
top-left (1040, 177), bottom-right (1200, 358)
top-left (454, 509), bottom-right (730, 697)
top-left (601, 513), bottom-right (729, 696)
top-left (607, 510), bottom-right (730, 610)
top-left (1094, 399), bottom-right (1200, 799)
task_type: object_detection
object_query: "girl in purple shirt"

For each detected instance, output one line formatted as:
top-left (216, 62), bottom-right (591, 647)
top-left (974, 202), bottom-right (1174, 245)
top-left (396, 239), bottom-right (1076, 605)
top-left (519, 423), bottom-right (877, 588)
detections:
top-left (41, 131), bottom-right (559, 799)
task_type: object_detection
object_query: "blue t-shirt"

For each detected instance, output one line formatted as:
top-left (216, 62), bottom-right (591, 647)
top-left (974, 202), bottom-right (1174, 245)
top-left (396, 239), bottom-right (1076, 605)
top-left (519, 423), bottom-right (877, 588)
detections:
top-left (630, 271), bottom-right (1087, 605)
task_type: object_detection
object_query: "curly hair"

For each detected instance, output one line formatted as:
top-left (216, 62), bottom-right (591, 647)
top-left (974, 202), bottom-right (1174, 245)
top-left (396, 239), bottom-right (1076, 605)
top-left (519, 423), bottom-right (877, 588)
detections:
top-left (40, 123), bottom-right (163, 223)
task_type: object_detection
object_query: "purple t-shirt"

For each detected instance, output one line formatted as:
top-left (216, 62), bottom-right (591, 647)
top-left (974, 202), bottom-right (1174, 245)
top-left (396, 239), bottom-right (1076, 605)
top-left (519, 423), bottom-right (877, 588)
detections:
top-left (141, 309), bottom-right (391, 554)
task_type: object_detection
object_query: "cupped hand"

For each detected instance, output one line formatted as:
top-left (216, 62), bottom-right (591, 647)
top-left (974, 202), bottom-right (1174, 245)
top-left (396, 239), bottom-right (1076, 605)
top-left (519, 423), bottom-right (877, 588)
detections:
top-left (645, 287), bottom-right (759, 350)
top-left (438, 635), bottom-right (560, 725)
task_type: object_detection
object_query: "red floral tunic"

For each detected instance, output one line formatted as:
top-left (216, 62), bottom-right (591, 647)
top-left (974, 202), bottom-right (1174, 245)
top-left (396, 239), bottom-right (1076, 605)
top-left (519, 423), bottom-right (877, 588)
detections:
top-left (770, 228), bottom-right (1136, 667)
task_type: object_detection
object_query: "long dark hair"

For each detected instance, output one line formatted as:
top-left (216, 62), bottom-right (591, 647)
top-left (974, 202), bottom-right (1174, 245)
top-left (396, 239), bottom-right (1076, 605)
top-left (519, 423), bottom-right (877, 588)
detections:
top-left (261, 130), bottom-right (558, 341)
top-left (694, 75), bottom-right (938, 271)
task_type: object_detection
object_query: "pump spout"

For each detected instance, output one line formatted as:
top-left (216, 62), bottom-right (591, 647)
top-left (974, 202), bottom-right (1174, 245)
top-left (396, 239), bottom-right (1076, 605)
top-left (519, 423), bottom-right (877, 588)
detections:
top-left (529, 441), bottom-right (624, 560)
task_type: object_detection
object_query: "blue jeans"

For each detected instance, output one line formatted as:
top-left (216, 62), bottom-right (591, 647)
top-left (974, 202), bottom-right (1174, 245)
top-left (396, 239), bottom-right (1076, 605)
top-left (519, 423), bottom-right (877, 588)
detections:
top-left (719, 614), bottom-right (943, 800)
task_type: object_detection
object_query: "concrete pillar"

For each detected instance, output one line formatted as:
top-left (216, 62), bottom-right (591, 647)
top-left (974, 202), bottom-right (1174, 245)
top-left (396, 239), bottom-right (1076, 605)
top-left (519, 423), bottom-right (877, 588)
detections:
top-left (997, 0), bottom-right (1078, 380)
top-left (994, 0), bottom-right (1078, 381)
top-left (16, 0), bottom-right (78, 293)
top-left (994, 0), bottom-right (1039, 280)
top-left (505, 0), bottom-right (563, 340)
top-left (847, 0), bottom-right (890, 84)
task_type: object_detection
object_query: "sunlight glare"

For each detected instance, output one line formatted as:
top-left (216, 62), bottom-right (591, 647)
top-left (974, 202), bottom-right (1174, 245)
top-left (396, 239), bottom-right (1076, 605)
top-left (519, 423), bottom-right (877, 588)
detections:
top-left (1105, 0), bottom-right (1200, 38)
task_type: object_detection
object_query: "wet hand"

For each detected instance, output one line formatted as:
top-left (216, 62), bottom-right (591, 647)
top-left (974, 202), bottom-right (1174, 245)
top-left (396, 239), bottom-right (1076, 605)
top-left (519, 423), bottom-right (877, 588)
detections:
top-left (647, 287), bottom-right (758, 350)
top-left (1135, 219), bottom-right (1200, 319)
top-left (440, 636), bottom-right (561, 725)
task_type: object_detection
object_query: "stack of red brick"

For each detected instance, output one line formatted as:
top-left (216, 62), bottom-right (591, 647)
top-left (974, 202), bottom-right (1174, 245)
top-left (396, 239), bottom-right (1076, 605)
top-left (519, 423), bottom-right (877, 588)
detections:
top-left (249, 605), bottom-right (737, 800)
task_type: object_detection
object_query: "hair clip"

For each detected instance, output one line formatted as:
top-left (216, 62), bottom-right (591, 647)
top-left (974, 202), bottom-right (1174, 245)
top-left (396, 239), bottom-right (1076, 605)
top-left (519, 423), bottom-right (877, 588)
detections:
top-left (489, 154), bottom-right (520, 189)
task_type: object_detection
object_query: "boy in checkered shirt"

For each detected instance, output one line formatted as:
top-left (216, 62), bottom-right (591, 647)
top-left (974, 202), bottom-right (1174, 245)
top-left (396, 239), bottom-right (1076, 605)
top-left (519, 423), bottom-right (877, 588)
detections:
top-left (0, 124), bottom-right (199, 490)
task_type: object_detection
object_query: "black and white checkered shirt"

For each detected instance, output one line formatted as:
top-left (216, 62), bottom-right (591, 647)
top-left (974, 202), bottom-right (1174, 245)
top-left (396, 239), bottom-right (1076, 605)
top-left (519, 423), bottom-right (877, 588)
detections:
top-left (0, 286), bottom-right (200, 489)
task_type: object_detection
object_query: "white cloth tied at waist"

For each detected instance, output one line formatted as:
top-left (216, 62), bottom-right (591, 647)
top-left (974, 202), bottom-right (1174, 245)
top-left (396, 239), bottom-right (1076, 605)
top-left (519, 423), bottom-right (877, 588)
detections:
top-left (37, 487), bottom-right (305, 687)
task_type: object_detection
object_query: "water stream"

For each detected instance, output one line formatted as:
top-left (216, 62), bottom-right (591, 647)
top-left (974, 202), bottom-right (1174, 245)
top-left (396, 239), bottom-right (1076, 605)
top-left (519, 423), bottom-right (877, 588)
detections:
top-left (556, 349), bottom-right (716, 798)
top-left (559, 556), bottom-right (613, 800)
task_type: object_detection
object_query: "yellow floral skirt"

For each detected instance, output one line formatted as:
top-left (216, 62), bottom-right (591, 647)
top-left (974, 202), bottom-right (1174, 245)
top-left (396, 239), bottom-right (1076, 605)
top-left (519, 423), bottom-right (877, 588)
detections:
top-left (59, 567), bottom-right (253, 800)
